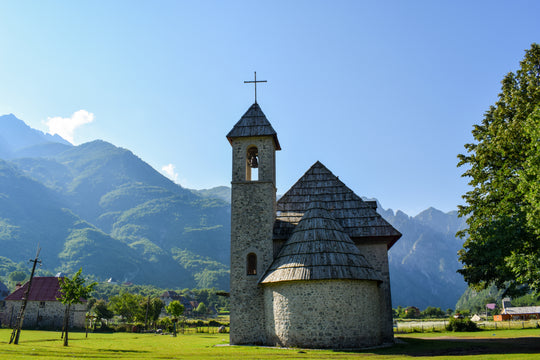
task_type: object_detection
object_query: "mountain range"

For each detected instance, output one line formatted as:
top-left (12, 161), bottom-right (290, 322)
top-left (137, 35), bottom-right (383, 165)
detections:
top-left (0, 114), bottom-right (468, 309)
top-left (380, 206), bottom-right (468, 309)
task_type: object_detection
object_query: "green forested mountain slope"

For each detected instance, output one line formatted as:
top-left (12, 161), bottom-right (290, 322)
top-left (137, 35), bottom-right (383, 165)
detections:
top-left (14, 140), bottom-right (198, 223)
top-left (0, 159), bottom-right (201, 288)
top-left (0, 121), bottom-right (230, 290)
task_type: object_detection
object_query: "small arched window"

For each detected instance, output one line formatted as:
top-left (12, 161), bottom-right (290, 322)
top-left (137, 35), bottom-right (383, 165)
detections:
top-left (247, 253), bottom-right (257, 275)
top-left (246, 146), bottom-right (259, 181)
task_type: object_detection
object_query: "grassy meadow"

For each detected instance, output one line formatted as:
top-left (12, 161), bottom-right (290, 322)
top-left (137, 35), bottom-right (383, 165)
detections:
top-left (1, 328), bottom-right (539, 359)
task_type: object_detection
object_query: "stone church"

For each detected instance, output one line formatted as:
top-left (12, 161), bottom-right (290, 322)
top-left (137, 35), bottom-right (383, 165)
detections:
top-left (227, 102), bottom-right (401, 349)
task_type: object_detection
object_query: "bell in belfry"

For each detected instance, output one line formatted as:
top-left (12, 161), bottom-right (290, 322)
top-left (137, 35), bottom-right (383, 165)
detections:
top-left (247, 148), bottom-right (259, 168)
top-left (248, 154), bottom-right (258, 168)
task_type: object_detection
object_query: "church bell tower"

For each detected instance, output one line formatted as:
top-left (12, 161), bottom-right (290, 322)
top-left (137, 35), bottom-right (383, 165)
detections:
top-left (226, 101), bottom-right (280, 345)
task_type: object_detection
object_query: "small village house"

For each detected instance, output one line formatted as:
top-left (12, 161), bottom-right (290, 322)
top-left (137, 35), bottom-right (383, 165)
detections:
top-left (1, 277), bottom-right (86, 329)
top-left (159, 290), bottom-right (198, 315)
top-left (493, 298), bottom-right (540, 321)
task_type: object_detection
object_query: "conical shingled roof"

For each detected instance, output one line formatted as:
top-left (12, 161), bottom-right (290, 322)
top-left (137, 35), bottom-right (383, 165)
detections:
top-left (260, 202), bottom-right (382, 284)
top-left (226, 103), bottom-right (281, 150)
top-left (273, 161), bottom-right (401, 249)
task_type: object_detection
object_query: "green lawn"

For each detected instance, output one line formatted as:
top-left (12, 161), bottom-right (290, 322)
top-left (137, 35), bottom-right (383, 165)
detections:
top-left (0, 329), bottom-right (539, 359)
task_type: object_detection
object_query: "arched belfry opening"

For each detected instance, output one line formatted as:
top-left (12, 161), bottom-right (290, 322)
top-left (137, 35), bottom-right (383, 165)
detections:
top-left (246, 146), bottom-right (259, 181)
top-left (247, 253), bottom-right (257, 275)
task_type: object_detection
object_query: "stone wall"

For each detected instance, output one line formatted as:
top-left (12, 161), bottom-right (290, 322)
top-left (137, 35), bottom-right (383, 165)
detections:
top-left (263, 279), bottom-right (382, 348)
top-left (355, 241), bottom-right (394, 343)
top-left (230, 135), bottom-right (277, 345)
top-left (1, 300), bottom-right (86, 329)
top-left (231, 136), bottom-right (277, 184)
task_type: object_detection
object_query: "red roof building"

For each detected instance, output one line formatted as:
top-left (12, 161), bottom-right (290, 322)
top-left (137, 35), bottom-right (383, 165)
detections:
top-left (5, 277), bottom-right (63, 302)
top-left (1, 277), bottom-right (86, 329)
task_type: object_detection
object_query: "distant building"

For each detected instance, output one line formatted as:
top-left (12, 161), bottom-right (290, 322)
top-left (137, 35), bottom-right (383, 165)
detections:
top-left (160, 291), bottom-right (198, 315)
top-left (106, 277), bottom-right (119, 285)
top-left (405, 306), bottom-right (421, 317)
top-left (494, 298), bottom-right (540, 321)
top-left (0, 277), bottom-right (86, 329)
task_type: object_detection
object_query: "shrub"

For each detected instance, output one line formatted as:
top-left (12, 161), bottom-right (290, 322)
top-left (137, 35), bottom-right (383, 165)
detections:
top-left (208, 320), bottom-right (221, 327)
top-left (156, 317), bottom-right (173, 333)
top-left (445, 318), bottom-right (479, 332)
top-left (113, 324), bottom-right (132, 332)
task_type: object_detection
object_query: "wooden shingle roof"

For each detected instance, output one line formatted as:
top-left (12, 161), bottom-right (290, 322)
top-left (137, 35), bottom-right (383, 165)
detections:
top-left (503, 306), bottom-right (540, 315)
top-left (160, 290), bottom-right (182, 301)
top-left (4, 277), bottom-right (87, 302)
top-left (260, 202), bottom-right (382, 284)
top-left (226, 103), bottom-right (281, 150)
top-left (274, 161), bottom-right (401, 249)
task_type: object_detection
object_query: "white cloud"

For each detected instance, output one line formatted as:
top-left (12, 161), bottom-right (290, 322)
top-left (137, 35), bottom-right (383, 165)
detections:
top-left (161, 163), bottom-right (179, 183)
top-left (45, 109), bottom-right (94, 144)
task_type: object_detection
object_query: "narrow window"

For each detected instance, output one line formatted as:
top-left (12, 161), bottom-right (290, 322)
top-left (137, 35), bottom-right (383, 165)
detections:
top-left (246, 146), bottom-right (259, 181)
top-left (39, 301), bottom-right (45, 308)
top-left (247, 253), bottom-right (257, 275)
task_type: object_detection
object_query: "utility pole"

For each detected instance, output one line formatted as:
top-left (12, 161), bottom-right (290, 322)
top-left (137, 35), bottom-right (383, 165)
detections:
top-left (9, 247), bottom-right (41, 344)
top-left (144, 296), bottom-right (150, 330)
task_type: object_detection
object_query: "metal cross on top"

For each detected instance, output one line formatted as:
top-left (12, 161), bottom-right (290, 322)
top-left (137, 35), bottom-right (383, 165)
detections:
top-left (244, 71), bottom-right (267, 104)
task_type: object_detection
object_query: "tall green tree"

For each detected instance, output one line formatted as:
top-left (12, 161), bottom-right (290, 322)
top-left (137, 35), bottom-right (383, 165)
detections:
top-left (91, 299), bottom-right (114, 327)
top-left (195, 302), bottom-right (208, 316)
top-left (165, 300), bottom-right (184, 337)
top-left (457, 43), bottom-right (540, 296)
top-left (58, 268), bottom-right (96, 346)
top-left (136, 297), bottom-right (164, 328)
top-left (109, 292), bottom-right (143, 322)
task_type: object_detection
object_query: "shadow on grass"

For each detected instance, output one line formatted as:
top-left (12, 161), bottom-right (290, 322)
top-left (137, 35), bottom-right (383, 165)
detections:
top-left (96, 349), bottom-right (149, 354)
top-left (334, 337), bottom-right (540, 357)
top-left (16, 338), bottom-right (60, 343)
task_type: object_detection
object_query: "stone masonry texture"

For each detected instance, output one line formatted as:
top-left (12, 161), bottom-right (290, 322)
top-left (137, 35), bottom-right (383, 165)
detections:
top-left (263, 279), bottom-right (382, 348)
top-left (230, 135), bottom-right (277, 344)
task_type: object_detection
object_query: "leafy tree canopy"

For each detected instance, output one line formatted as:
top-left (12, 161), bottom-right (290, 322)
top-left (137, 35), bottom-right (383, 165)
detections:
top-left (58, 268), bottom-right (96, 346)
top-left (92, 299), bottom-right (114, 323)
top-left (457, 43), bottom-right (540, 296)
top-left (58, 268), bottom-right (97, 306)
top-left (166, 300), bottom-right (185, 319)
top-left (195, 302), bottom-right (208, 315)
top-left (109, 292), bottom-right (142, 323)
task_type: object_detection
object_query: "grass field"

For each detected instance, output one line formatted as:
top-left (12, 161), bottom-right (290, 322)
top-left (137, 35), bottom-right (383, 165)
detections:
top-left (0, 328), bottom-right (539, 359)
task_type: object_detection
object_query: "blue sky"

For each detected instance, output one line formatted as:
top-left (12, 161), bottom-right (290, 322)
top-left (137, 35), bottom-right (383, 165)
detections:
top-left (0, 1), bottom-right (539, 216)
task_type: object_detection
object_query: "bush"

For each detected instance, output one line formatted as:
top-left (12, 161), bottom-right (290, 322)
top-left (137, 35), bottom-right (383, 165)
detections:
top-left (113, 324), bottom-right (132, 332)
top-left (156, 317), bottom-right (173, 333)
top-left (208, 320), bottom-right (222, 327)
top-left (446, 318), bottom-right (479, 332)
